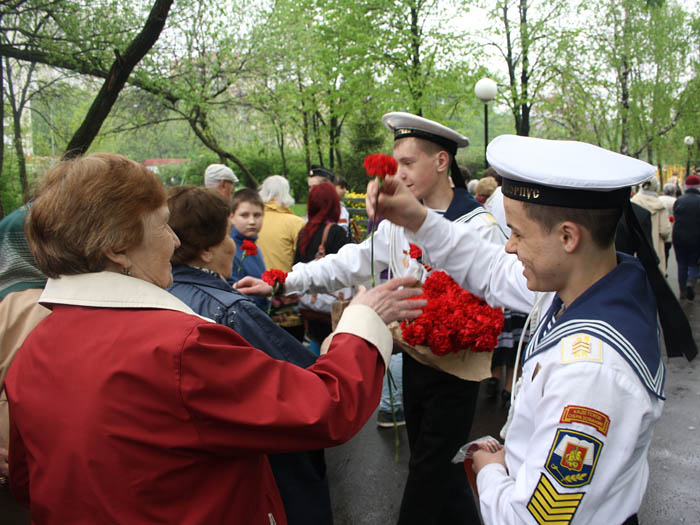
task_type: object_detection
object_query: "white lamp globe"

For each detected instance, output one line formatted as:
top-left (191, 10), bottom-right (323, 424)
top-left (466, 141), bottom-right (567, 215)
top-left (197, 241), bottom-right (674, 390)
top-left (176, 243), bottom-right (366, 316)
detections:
top-left (475, 78), bottom-right (498, 103)
top-left (684, 136), bottom-right (695, 147)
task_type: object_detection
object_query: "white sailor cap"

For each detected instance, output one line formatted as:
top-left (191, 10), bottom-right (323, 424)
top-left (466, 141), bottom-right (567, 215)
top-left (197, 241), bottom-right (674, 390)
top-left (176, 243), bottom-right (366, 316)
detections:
top-left (487, 135), bottom-right (656, 209)
top-left (204, 164), bottom-right (238, 186)
top-left (382, 112), bottom-right (469, 154)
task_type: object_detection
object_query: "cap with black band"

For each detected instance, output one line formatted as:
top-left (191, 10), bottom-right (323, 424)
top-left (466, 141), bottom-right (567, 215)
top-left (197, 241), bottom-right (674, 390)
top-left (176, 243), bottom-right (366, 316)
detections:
top-left (382, 112), bottom-right (470, 189)
top-left (488, 134), bottom-right (697, 362)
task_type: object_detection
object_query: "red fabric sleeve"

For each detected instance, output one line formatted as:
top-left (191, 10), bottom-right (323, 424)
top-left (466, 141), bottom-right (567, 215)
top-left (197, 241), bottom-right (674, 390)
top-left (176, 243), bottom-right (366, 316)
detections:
top-left (178, 323), bottom-right (385, 454)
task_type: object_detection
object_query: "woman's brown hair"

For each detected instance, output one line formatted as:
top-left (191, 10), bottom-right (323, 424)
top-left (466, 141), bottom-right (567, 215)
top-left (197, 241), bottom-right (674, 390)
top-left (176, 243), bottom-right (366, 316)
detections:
top-left (167, 185), bottom-right (231, 265)
top-left (26, 153), bottom-right (167, 278)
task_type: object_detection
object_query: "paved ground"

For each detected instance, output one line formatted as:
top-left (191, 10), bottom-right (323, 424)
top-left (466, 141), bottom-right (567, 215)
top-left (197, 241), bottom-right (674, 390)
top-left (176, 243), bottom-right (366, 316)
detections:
top-left (2, 257), bottom-right (699, 523)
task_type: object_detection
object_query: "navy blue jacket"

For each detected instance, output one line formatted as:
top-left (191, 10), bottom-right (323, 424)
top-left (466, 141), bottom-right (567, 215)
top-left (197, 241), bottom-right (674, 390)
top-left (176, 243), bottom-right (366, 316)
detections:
top-left (167, 265), bottom-right (332, 524)
top-left (673, 188), bottom-right (700, 249)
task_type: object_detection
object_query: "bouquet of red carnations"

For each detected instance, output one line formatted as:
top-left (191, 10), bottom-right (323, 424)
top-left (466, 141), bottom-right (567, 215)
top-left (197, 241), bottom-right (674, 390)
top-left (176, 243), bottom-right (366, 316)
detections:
top-left (400, 271), bottom-right (504, 356)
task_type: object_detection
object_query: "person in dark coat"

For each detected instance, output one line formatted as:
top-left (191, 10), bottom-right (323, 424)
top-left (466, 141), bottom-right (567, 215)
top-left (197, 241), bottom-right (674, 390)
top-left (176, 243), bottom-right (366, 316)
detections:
top-left (672, 174), bottom-right (700, 300)
top-left (165, 185), bottom-right (333, 525)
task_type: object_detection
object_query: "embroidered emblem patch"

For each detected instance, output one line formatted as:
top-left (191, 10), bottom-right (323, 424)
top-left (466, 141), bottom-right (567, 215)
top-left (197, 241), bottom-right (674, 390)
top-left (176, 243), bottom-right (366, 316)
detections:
top-left (527, 473), bottom-right (584, 525)
top-left (561, 334), bottom-right (603, 364)
top-left (545, 429), bottom-right (602, 488)
top-left (560, 405), bottom-right (610, 436)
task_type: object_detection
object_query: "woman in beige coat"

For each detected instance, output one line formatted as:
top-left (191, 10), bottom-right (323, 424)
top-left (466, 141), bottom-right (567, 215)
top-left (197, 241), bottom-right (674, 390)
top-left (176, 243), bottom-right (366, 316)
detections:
top-left (632, 177), bottom-right (672, 273)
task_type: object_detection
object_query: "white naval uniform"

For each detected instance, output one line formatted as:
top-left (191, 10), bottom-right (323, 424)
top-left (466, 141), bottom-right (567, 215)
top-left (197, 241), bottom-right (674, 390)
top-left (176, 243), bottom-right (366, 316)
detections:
top-left (406, 210), bottom-right (665, 525)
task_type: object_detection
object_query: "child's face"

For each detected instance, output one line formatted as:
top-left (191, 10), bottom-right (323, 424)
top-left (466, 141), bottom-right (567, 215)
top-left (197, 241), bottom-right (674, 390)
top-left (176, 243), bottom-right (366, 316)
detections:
top-left (393, 138), bottom-right (442, 201)
top-left (231, 201), bottom-right (264, 238)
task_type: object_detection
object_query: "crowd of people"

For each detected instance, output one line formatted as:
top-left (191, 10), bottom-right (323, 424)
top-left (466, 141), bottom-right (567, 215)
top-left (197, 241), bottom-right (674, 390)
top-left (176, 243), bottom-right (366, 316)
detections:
top-left (0, 110), bottom-right (697, 525)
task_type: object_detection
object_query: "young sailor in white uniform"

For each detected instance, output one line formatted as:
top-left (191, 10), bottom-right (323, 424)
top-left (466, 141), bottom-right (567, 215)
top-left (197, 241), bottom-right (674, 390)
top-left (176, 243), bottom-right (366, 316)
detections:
top-left (238, 112), bottom-right (506, 524)
top-left (366, 135), bottom-right (697, 525)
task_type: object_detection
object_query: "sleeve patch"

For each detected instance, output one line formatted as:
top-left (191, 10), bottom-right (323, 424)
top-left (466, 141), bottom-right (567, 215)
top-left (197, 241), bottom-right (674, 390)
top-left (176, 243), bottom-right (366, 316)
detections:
top-left (560, 333), bottom-right (603, 364)
top-left (560, 405), bottom-right (610, 436)
top-left (527, 473), bottom-right (584, 525)
top-left (545, 429), bottom-right (603, 488)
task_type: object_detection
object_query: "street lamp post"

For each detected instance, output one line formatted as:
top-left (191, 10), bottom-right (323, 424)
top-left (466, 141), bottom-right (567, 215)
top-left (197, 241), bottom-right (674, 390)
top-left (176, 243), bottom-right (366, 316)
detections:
top-left (475, 78), bottom-right (498, 169)
top-left (685, 136), bottom-right (695, 182)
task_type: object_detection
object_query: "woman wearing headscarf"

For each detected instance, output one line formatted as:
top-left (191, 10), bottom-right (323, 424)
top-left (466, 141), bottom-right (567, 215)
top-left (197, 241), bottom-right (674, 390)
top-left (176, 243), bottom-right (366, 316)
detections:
top-left (5, 153), bottom-right (424, 525)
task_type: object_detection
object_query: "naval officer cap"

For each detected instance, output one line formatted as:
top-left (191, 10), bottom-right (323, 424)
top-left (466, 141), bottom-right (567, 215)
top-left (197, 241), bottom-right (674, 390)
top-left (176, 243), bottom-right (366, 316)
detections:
top-left (487, 135), bottom-right (656, 209)
top-left (382, 112), bottom-right (469, 155)
top-left (382, 112), bottom-right (470, 189)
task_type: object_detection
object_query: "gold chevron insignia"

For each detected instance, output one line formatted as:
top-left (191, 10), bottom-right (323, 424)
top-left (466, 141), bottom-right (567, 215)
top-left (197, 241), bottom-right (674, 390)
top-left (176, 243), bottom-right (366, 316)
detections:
top-left (527, 473), bottom-right (584, 525)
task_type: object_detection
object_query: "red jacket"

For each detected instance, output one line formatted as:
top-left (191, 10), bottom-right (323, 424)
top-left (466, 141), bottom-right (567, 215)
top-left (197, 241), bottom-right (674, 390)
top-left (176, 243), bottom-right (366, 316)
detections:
top-left (6, 273), bottom-right (389, 524)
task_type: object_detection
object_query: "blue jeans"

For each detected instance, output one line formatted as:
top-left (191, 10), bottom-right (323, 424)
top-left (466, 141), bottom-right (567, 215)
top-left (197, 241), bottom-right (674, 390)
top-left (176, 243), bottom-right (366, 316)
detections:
top-left (674, 241), bottom-right (700, 286)
top-left (379, 353), bottom-right (403, 412)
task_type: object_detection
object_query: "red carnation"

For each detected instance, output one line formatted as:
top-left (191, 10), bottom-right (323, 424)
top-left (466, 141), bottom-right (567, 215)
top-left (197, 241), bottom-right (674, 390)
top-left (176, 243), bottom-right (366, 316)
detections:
top-left (669, 216), bottom-right (675, 223)
top-left (363, 153), bottom-right (398, 179)
top-left (262, 269), bottom-right (287, 286)
top-left (409, 243), bottom-right (422, 259)
top-left (241, 240), bottom-right (258, 256)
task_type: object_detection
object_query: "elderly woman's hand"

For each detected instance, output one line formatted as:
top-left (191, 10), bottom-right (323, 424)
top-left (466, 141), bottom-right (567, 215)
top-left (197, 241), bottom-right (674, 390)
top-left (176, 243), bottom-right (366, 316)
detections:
top-left (350, 276), bottom-right (426, 325)
top-left (234, 276), bottom-right (273, 296)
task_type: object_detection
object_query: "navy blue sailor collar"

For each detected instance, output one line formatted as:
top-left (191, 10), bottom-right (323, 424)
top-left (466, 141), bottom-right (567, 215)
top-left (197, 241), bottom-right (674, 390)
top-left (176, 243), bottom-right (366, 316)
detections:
top-left (524, 253), bottom-right (665, 399)
top-left (442, 187), bottom-right (483, 221)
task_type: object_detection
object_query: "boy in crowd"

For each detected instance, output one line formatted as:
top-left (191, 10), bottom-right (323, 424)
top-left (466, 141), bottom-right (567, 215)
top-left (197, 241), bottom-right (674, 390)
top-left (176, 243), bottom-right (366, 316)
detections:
top-left (367, 134), bottom-right (696, 524)
top-left (227, 189), bottom-right (268, 312)
top-left (238, 112), bottom-right (506, 524)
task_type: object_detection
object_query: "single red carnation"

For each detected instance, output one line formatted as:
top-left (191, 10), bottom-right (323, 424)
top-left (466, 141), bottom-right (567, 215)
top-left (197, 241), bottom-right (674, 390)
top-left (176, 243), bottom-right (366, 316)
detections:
top-left (363, 153), bottom-right (398, 178)
top-left (241, 240), bottom-right (258, 256)
top-left (669, 216), bottom-right (675, 223)
top-left (262, 269), bottom-right (287, 286)
top-left (409, 243), bottom-right (422, 259)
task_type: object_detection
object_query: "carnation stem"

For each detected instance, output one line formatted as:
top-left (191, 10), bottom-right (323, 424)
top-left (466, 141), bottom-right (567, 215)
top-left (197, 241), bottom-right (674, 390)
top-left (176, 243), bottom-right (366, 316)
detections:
top-left (387, 368), bottom-right (400, 463)
top-left (370, 180), bottom-right (382, 288)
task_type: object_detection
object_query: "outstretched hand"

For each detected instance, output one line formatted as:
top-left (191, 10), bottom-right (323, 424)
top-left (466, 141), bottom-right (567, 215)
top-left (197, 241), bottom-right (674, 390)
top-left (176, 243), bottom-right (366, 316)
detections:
top-left (366, 175), bottom-right (428, 233)
top-left (350, 275), bottom-right (426, 325)
top-left (234, 276), bottom-right (273, 296)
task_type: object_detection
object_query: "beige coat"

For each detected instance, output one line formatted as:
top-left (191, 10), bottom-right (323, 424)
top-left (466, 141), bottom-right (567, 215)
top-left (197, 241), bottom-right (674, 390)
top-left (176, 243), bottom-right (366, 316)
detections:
top-left (0, 288), bottom-right (50, 451)
top-left (632, 191), bottom-right (672, 273)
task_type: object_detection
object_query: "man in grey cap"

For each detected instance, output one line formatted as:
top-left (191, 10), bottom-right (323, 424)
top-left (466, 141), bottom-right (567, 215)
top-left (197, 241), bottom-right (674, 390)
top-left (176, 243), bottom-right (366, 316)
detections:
top-left (204, 164), bottom-right (239, 201)
top-left (368, 135), bottom-right (696, 525)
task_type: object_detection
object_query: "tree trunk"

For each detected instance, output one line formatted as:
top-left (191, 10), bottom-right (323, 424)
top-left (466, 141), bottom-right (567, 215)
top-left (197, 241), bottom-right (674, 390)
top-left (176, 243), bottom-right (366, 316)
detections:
top-left (312, 112), bottom-right (324, 165)
top-left (187, 106), bottom-right (257, 187)
top-left (0, 55), bottom-right (5, 219)
top-left (410, 4), bottom-right (422, 116)
top-left (62, 0), bottom-right (174, 159)
top-left (502, 2), bottom-right (522, 135)
top-left (620, 55), bottom-right (630, 155)
top-left (518, 0), bottom-right (530, 136)
top-left (302, 110), bottom-right (311, 172)
top-left (11, 99), bottom-right (28, 203)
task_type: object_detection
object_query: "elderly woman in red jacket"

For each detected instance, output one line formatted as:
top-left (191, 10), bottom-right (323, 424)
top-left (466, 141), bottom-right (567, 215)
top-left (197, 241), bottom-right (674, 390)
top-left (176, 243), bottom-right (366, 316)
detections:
top-left (5, 153), bottom-right (424, 525)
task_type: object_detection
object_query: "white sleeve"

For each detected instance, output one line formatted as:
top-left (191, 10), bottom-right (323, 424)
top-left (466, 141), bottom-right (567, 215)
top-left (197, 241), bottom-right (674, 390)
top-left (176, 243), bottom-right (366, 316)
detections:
top-left (285, 220), bottom-right (392, 294)
top-left (477, 357), bottom-right (660, 524)
top-left (407, 210), bottom-right (534, 312)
